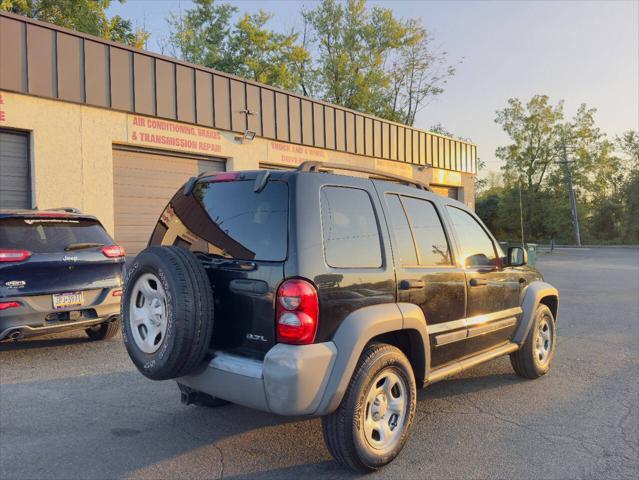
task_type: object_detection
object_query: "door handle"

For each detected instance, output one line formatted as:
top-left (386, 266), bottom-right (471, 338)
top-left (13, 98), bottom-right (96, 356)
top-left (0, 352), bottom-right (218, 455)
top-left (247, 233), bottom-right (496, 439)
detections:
top-left (399, 279), bottom-right (425, 290)
top-left (469, 277), bottom-right (487, 287)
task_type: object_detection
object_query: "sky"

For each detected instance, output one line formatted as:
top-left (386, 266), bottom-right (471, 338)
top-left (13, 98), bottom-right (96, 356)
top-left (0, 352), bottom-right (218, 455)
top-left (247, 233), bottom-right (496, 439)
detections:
top-left (107, 0), bottom-right (639, 176)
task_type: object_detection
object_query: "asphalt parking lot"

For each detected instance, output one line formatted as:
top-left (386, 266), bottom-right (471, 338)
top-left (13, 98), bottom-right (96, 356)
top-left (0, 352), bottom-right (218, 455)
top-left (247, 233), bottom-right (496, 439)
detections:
top-left (1, 248), bottom-right (638, 479)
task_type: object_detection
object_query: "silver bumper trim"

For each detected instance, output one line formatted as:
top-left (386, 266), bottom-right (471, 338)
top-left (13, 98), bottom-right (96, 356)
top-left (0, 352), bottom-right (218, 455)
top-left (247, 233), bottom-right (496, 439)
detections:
top-left (0, 316), bottom-right (117, 341)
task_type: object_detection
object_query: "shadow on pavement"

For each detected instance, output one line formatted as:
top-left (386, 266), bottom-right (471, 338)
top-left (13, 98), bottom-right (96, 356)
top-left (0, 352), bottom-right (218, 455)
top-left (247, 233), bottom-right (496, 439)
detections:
top-left (0, 334), bottom-right (93, 351)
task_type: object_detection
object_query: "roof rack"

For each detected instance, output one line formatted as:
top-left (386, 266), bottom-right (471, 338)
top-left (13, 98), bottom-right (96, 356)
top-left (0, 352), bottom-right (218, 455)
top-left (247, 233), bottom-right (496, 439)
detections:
top-left (45, 207), bottom-right (82, 214)
top-left (297, 161), bottom-right (430, 191)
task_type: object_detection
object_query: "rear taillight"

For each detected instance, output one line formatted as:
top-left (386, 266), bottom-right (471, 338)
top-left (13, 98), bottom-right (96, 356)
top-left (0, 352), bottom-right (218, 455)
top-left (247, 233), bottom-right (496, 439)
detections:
top-left (0, 249), bottom-right (32, 262)
top-left (101, 245), bottom-right (125, 258)
top-left (0, 301), bottom-right (21, 311)
top-left (275, 279), bottom-right (319, 345)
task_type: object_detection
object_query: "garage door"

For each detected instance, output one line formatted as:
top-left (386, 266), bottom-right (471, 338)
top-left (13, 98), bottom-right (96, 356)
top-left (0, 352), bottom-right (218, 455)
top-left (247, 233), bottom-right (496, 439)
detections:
top-left (113, 147), bottom-right (225, 256)
top-left (0, 130), bottom-right (30, 209)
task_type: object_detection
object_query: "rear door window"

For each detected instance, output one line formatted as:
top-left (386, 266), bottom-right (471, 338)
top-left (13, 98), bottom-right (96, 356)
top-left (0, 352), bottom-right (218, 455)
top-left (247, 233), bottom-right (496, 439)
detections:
top-left (384, 194), bottom-right (418, 265)
top-left (0, 218), bottom-right (113, 253)
top-left (320, 186), bottom-right (382, 268)
top-left (401, 197), bottom-right (452, 266)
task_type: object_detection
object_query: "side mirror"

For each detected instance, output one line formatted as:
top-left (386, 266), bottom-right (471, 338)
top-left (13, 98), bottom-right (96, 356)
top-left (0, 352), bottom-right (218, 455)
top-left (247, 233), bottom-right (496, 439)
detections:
top-left (508, 246), bottom-right (528, 267)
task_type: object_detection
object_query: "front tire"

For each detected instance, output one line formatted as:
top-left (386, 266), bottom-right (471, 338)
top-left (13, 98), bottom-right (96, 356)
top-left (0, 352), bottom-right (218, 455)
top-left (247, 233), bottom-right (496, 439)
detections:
top-left (321, 343), bottom-right (416, 472)
top-left (510, 304), bottom-right (556, 379)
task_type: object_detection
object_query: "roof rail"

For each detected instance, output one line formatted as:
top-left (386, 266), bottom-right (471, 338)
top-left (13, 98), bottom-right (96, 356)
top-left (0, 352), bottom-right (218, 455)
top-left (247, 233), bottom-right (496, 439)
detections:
top-left (45, 207), bottom-right (82, 214)
top-left (297, 161), bottom-right (430, 191)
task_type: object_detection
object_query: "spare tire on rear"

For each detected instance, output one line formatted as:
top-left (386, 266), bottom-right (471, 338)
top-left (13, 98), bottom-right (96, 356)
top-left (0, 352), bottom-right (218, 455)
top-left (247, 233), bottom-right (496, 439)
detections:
top-left (122, 246), bottom-right (214, 380)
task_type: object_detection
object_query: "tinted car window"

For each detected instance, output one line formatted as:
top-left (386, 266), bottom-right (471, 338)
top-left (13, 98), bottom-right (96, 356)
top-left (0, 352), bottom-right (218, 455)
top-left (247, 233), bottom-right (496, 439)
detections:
top-left (446, 206), bottom-right (497, 267)
top-left (321, 186), bottom-right (382, 268)
top-left (190, 180), bottom-right (288, 261)
top-left (0, 218), bottom-right (113, 253)
top-left (401, 196), bottom-right (452, 266)
top-left (384, 194), bottom-right (418, 265)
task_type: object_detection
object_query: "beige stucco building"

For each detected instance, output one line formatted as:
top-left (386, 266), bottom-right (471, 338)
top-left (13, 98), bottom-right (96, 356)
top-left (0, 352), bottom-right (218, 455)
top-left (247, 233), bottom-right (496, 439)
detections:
top-left (0, 12), bottom-right (477, 256)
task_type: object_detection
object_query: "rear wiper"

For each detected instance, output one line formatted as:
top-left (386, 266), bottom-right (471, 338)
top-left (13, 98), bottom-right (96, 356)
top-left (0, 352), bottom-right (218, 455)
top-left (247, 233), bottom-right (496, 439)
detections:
top-left (64, 242), bottom-right (105, 251)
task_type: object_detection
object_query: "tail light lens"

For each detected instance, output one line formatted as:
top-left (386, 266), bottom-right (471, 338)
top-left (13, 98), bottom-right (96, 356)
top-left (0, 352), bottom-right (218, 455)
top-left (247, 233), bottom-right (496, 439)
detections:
top-left (0, 302), bottom-right (21, 311)
top-left (276, 279), bottom-right (319, 345)
top-left (101, 245), bottom-right (126, 258)
top-left (0, 249), bottom-right (32, 262)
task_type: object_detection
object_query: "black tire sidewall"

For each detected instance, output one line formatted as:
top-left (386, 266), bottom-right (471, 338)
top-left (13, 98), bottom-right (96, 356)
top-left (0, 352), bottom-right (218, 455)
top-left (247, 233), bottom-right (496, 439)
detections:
top-left (85, 320), bottom-right (119, 340)
top-left (122, 248), bottom-right (183, 380)
top-left (530, 305), bottom-right (556, 375)
top-left (350, 347), bottom-right (417, 469)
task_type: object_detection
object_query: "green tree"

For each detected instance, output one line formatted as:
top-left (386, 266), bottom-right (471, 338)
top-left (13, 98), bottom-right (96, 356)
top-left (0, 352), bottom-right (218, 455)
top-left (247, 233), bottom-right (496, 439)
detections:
top-left (302, 0), bottom-right (401, 111)
top-left (616, 130), bottom-right (639, 170)
top-left (302, 0), bottom-right (455, 124)
top-left (381, 21), bottom-right (457, 125)
top-left (0, 0), bottom-right (148, 47)
top-left (494, 95), bottom-right (607, 241)
top-left (227, 11), bottom-right (309, 91)
top-left (485, 96), bottom-right (637, 245)
top-left (615, 130), bottom-right (639, 243)
top-left (165, 0), bottom-right (236, 69)
top-left (166, 0), bottom-right (308, 91)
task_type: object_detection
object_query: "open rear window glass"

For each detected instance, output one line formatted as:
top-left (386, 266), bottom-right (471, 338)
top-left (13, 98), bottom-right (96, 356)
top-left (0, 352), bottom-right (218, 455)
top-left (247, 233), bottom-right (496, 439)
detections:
top-left (168, 180), bottom-right (288, 261)
top-left (0, 218), bottom-right (112, 253)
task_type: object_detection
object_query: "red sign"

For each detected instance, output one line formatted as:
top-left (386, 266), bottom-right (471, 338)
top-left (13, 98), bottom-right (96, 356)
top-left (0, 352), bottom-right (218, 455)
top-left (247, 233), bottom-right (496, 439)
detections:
top-left (0, 93), bottom-right (6, 122)
top-left (128, 115), bottom-right (223, 155)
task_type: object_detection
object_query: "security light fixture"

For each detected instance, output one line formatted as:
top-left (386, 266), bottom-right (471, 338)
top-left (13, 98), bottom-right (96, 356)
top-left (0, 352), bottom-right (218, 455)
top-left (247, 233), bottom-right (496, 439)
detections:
top-left (235, 130), bottom-right (256, 143)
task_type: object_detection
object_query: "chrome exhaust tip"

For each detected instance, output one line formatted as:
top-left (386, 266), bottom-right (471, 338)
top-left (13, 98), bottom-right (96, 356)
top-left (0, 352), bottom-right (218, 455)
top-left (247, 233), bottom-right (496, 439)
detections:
top-left (8, 330), bottom-right (24, 341)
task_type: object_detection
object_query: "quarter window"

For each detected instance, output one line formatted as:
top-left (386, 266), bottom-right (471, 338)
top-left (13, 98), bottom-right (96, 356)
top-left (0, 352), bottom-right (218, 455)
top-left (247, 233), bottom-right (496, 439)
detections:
top-left (446, 206), bottom-right (497, 267)
top-left (320, 187), bottom-right (382, 268)
top-left (400, 196), bottom-right (452, 266)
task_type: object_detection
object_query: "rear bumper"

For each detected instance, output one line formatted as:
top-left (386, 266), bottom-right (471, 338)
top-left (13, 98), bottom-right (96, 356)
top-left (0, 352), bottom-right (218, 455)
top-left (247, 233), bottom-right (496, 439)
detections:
top-left (0, 315), bottom-right (119, 340)
top-left (0, 287), bottom-right (121, 340)
top-left (178, 342), bottom-right (337, 416)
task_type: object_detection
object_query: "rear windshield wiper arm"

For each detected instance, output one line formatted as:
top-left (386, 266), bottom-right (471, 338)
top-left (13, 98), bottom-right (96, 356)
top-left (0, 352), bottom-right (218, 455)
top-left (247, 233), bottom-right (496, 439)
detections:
top-left (64, 242), bottom-right (105, 251)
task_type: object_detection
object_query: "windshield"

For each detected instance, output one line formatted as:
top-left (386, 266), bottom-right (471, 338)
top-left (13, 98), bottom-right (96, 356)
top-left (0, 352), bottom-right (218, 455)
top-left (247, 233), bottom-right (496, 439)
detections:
top-left (0, 217), bottom-right (113, 253)
top-left (162, 180), bottom-right (289, 262)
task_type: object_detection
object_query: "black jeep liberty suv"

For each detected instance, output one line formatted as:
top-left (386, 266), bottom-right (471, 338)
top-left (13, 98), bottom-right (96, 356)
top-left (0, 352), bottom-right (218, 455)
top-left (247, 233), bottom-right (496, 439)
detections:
top-left (122, 162), bottom-right (559, 472)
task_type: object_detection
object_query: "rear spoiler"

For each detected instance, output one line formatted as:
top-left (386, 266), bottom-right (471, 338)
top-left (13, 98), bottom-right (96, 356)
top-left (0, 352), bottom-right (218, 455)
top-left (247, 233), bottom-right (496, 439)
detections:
top-left (183, 171), bottom-right (271, 196)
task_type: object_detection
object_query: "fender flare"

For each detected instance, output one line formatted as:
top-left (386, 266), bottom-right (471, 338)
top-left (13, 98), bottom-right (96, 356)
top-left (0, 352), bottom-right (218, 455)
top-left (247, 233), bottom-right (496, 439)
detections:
top-left (512, 281), bottom-right (559, 345)
top-left (314, 303), bottom-right (430, 416)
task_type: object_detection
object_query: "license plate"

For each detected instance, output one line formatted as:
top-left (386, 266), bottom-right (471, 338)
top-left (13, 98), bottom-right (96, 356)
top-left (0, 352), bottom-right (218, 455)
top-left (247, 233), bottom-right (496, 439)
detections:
top-left (52, 291), bottom-right (83, 310)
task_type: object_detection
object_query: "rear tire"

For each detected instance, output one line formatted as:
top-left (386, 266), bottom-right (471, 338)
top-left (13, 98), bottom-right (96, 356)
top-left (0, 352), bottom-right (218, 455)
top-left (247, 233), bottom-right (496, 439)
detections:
top-left (85, 319), bottom-right (120, 341)
top-left (122, 246), bottom-right (214, 381)
top-left (510, 304), bottom-right (556, 379)
top-left (321, 343), bottom-right (416, 472)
